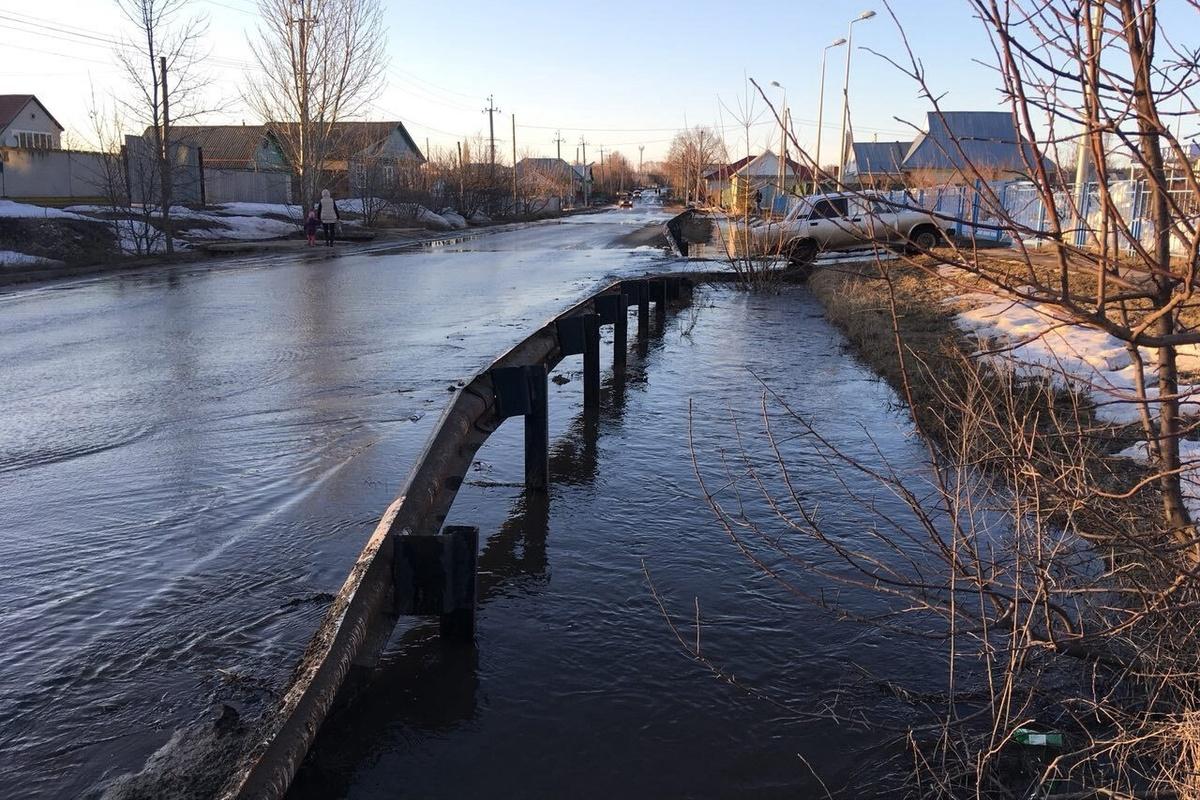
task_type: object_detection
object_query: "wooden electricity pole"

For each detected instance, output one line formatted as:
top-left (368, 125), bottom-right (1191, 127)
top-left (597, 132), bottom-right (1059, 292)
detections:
top-left (483, 94), bottom-right (500, 179)
top-left (159, 54), bottom-right (173, 255)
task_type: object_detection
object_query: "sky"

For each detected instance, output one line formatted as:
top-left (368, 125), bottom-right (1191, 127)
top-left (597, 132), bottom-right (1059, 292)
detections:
top-left (1, 0), bottom-right (1195, 166)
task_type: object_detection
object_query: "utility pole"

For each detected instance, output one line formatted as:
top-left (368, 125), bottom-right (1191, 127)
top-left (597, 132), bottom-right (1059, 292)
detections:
top-left (159, 54), bottom-right (173, 255)
top-left (580, 136), bottom-right (589, 206)
top-left (512, 113), bottom-right (518, 214)
top-left (553, 130), bottom-right (565, 161)
top-left (483, 94), bottom-right (500, 180)
top-left (1073, 0), bottom-right (1104, 246)
top-left (638, 144), bottom-right (644, 184)
top-left (287, 1), bottom-right (319, 205)
top-left (456, 140), bottom-right (464, 204)
top-left (598, 145), bottom-right (605, 196)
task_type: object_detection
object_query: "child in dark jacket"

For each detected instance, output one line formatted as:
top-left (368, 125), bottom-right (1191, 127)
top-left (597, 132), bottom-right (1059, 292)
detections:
top-left (305, 210), bottom-right (319, 246)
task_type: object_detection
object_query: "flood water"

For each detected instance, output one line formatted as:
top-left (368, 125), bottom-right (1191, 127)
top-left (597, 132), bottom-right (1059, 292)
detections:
top-left (0, 205), bottom-right (672, 798)
top-left (287, 284), bottom-right (947, 798)
top-left (0, 202), bottom-right (945, 798)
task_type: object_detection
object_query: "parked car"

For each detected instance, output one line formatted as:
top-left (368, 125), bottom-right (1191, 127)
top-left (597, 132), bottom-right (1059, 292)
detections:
top-left (748, 192), bottom-right (954, 265)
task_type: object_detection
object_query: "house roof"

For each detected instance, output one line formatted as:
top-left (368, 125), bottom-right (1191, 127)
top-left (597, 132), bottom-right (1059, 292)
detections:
top-left (163, 124), bottom-right (274, 166)
top-left (272, 121), bottom-right (425, 161)
top-left (902, 111), bottom-right (1046, 173)
top-left (845, 141), bottom-right (911, 177)
top-left (705, 151), bottom-right (813, 182)
top-left (0, 95), bottom-right (64, 133)
top-left (517, 157), bottom-right (578, 182)
top-left (703, 155), bottom-right (754, 182)
top-left (149, 120), bottom-right (426, 165)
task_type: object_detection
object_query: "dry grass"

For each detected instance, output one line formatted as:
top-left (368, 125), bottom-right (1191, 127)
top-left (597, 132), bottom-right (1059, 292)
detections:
top-left (808, 256), bottom-right (1161, 541)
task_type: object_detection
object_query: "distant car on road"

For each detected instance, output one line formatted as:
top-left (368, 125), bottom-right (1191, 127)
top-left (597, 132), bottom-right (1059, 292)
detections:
top-left (618, 193), bottom-right (633, 209)
top-left (747, 192), bottom-right (954, 266)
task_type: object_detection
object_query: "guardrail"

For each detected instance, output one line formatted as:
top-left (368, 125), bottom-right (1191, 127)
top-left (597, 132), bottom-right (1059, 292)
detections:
top-left (217, 274), bottom-right (693, 800)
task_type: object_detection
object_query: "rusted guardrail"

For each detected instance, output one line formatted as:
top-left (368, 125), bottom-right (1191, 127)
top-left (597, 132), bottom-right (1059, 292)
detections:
top-left (217, 274), bottom-right (692, 800)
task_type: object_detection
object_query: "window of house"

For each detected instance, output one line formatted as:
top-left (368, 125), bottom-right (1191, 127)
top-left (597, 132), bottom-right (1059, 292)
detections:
top-left (14, 131), bottom-right (53, 150)
top-left (382, 163), bottom-right (395, 185)
top-left (351, 161), bottom-right (367, 190)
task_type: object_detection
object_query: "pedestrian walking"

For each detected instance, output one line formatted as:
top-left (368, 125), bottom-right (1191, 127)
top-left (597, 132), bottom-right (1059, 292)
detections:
top-left (754, 188), bottom-right (763, 214)
top-left (317, 188), bottom-right (340, 247)
top-left (305, 209), bottom-right (319, 246)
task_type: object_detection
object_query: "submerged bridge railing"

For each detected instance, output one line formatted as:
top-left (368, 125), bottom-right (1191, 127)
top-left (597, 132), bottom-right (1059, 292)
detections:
top-left (218, 274), bottom-right (693, 800)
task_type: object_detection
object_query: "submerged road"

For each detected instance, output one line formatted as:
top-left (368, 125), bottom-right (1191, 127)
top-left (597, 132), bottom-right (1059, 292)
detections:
top-left (0, 202), bottom-right (678, 797)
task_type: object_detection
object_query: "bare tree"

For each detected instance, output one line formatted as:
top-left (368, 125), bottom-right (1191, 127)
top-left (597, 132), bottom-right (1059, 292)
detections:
top-left (115, 0), bottom-right (209, 255)
top-left (665, 126), bottom-right (726, 204)
top-left (246, 0), bottom-right (387, 214)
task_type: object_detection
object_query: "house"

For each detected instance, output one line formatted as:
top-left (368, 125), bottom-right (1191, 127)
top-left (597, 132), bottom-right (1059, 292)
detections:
top-left (899, 111), bottom-right (1051, 185)
top-left (702, 155), bottom-right (754, 207)
top-left (516, 157), bottom-right (582, 202)
top-left (0, 95), bottom-right (114, 202)
top-left (704, 151), bottom-right (812, 212)
top-left (0, 95), bottom-right (63, 150)
top-left (166, 125), bottom-right (288, 171)
top-left (156, 120), bottom-right (425, 202)
top-left (843, 141), bottom-right (911, 189)
top-left (288, 121), bottom-right (425, 196)
top-left (137, 124), bottom-right (292, 204)
top-left (572, 162), bottom-right (594, 188)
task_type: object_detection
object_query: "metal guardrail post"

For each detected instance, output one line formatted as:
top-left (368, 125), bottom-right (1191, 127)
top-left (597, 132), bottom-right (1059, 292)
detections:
top-left (635, 281), bottom-right (650, 339)
top-left (394, 525), bottom-right (479, 641)
top-left (583, 313), bottom-right (600, 410)
top-left (491, 364), bottom-right (549, 491)
top-left (594, 293), bottom-right (630, 373)
top-left (612, 293), bottom-right (628, 371)
top-left (651, 279), bottom-right (667, 328)
top-left (525, 367), bottom-right (549, 490)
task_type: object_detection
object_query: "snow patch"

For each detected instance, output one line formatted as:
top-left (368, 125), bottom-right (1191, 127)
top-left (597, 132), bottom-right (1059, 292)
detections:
top-left (0, 250), bottom-right (56, 267)
top-left (1116, 439), bottom-right (1200, 515)
top-left (951, 291), bottom-right (1200, 426)
top-left (0, 200), bottom-right (90, 220)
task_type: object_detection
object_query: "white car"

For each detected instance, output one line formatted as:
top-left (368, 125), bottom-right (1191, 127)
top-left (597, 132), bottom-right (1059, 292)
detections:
top-left (748, 191), bottom-right (954, 265)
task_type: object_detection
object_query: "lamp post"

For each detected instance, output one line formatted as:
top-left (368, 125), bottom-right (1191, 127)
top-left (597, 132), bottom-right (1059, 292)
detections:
top-left (814, 37), bottom-right (846, 192)
top-left (837, 10), bottom-right (876, 187)
top-left (770, 80), bottom-right (787, 212)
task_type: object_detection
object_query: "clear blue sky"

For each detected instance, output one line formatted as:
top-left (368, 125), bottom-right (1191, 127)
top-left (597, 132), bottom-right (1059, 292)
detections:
top-left (2, 0), bottom-right (1194, 165)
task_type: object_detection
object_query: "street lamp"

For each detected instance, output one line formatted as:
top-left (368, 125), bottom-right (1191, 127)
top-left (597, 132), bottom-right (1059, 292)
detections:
top-left (813, 37), bottom-right (846, 192)
top-left (837, 10), bottom-right (876, 187)
top-left (770, 80), bottom-right (787, 211)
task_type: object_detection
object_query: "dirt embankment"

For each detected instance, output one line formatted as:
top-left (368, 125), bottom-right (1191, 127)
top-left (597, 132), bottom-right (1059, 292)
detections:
top-left (0, 217), bottom-right (119, 265)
